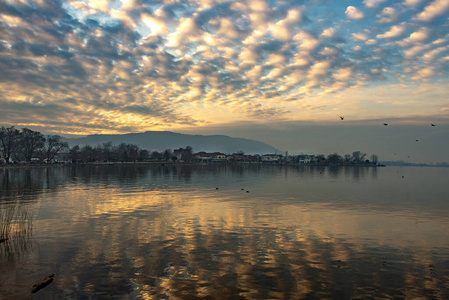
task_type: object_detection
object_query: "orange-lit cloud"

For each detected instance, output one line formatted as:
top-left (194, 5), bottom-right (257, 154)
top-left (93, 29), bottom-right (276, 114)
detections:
top-left (0, 0), bottom-right (448, 139)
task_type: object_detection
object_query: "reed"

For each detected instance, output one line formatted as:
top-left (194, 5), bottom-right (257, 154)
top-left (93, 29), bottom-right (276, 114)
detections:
top-left (0, 201), bottom-right (34, 241)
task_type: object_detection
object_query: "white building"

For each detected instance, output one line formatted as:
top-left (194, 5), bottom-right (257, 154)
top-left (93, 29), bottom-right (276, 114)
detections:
top-left (261, 154), bottom-right (282, 162)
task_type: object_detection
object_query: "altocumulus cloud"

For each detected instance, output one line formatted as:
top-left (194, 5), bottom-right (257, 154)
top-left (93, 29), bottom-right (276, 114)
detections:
top-left (0, 0), bottom-right (448, 136)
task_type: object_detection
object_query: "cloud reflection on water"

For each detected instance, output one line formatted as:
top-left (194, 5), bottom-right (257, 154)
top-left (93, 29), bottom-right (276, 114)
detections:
top-left (0, 165), bottom-right (448, 299)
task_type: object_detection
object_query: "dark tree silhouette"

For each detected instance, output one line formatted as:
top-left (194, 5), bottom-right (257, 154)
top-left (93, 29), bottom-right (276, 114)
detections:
top-left (138, 149), bottom-right (149, 162)
top-left (45, 135), bottom-right (68, 162)
top-left (0, 126), bottom-right (22, 163)
top-left (102, 142), bottom-right (114, 162)
top-left (163, 149), bottom-right (173, 161)
top-left (327, 153), bottom-right (342, 164)
top-left (351, 151), bottom-right (366, 164)
top-left (69, 145), bottom-right (80, 163)
top-left (21, 128), bottom-right (45, 162)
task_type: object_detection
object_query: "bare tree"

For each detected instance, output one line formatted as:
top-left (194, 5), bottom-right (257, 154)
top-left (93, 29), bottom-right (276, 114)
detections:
top-left (102, 142), bottom-right (114, 162)
top-left (69, 145), bottom-right (80, 163)
top-left (117, 143), bottom-right (128, 162)
top-left (327, 153), bottom-right (342, 164)
top-left (344, 154), bottom-right (352, 164)
top-left (151, 151), bottom-right (162, 161)
top-left (351, 151), bottom-right (366, 164)
top-left (138, 149), bottom-right (149, 162)
top-left (128, 144), bottom-right (139, 163)
top-left (0, 126), bottom-right (22, 163)
top-left (21, 128), bottom-right (45, 162)
top-left (45, 135), bottom-right (68, 162)
top-left (163, 149), bottom-right (173, 161)
top-left (116, 143), bottom-right (139, 162)
top-left (80, 145), bottom-right (95, 162)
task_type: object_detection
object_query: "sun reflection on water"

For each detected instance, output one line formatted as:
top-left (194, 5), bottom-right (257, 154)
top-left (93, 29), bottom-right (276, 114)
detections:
top-left (1, 165), bottom-right (448, 299)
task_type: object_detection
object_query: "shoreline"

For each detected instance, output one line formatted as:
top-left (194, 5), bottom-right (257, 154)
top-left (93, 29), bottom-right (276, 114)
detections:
top-left (1, 161), bottom-right (384, 170)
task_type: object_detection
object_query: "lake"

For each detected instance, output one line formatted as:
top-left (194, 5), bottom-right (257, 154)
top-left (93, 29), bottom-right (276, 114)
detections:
top-left (1, 164), bottom-right (449, 299)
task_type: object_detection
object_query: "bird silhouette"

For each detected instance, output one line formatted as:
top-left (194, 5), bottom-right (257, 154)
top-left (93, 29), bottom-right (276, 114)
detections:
top-left (431, 123), bottom-right (436, 127)
top-left (383, 123), bottom-right (388, 126)
top-left (340, 116), bottom-right (344, 120)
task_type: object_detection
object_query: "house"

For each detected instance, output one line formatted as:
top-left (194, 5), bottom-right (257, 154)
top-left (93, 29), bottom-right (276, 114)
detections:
top-left (286, 153), bottom-right (315, 164)
top-left (52, 152), bottom-right (70, 163)
top-left (194, 152), bottom-right (212, 162)
top-left (211, 152), bottom-right (226, 162)
top-left (231, 153), bottom-right (246, 162)
top-left (193, 152), bottom-right (226, 163)
top-left (261, 154), bottom-right (282, 163)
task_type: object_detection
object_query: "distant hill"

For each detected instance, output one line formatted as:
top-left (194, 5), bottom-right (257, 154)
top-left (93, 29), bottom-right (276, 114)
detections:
top-left (66, 131), bottom-right (281, 154)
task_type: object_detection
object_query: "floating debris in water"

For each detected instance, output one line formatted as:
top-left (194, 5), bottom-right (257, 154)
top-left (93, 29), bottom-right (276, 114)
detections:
top-left (31, 274), bottom-right (55, 293)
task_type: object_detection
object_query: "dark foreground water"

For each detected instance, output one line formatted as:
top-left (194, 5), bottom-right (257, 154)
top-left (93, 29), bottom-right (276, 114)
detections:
top-left (1, 164), bottom-right (449, 299)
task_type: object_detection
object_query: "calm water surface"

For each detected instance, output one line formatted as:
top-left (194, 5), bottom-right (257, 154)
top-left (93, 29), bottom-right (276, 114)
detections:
top-left (1, 165), bottom-right (449, 299)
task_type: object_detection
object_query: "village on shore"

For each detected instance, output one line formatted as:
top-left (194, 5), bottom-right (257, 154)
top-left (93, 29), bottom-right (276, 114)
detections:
top-left (1, 126), bottom-right (382, 167)
top-left (2, 146), bottom-right (382, 167)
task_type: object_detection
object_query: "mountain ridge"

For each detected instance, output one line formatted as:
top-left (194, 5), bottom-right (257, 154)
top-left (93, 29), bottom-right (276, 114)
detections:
top-left (66, 131), bottom-right (281, 154)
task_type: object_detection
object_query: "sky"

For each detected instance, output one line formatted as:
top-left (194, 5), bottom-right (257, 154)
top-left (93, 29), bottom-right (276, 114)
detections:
top-left (0, 0), bottom-right (448, 163)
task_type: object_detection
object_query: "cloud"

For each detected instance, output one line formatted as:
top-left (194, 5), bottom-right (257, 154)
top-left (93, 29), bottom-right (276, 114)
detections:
top-left (377, 23), bottom-right (407, 39)
top-left (215, 18), bottom-right (242, 39)
top-left (412, 66), bottom-right (435, 80)
top-left (249, 0), bottom-right (269, 12)
top-left (345, 6), bottom-right (365, 19)
top-left (377, 7), bottom-right (398, 23)
top-left (352, 32), bottom-right (369, 41)
top-left (422, 46), bottom-right (448, 62)
top-left (333, 67), bottom-right (354, 81)
top-left (402, 27), bottom-right (430, 44)
top-left (320, 27), bottom-right (343, 41)
top-left (364, 0), bottom-right (386, 8)
top-left (141, 13), bottom-right (169, 36)
top-left (404, 0), bottom-right (423, 7)
top-left (294, 31), bottom-right (320, 52)
top-left (238, 46), bottom-right (260, 65)
top-left (307, 60), bottom-right (333, 82)
top-left (0, 0), bottom-right (448, 137)
top-left (415, 0), bottom-right (449, 21)
top-left (265, 53), bottom-right (287, 66)
top-left (404, 44), bottom-right (430, 58)
top-left (167, 17), bottom-right (201, 48)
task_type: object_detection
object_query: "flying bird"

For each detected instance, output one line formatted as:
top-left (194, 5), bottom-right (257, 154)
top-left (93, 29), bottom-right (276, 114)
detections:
top-left (431, 123), bottom-right (436, 127)
top-left (340, 116), bottom-right (344, 120)
top-left (383, 123), bottom-right (388, 126)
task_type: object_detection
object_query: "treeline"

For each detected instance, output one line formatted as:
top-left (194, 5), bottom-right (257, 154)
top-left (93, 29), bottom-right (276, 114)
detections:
top-left (314, 151), bottom-right (379, 165)
top-left (1, 126), bottom-right (379, 166)
top-left (68, 142), bottom-right (178, 163)
top-left (0, 126), bottom-right (179, 164)
top-left (0, 126), bottom-right (68, 164)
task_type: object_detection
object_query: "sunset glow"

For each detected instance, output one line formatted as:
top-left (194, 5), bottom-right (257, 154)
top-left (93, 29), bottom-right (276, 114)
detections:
top-left (1, 0), bottom-right (448, 161)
